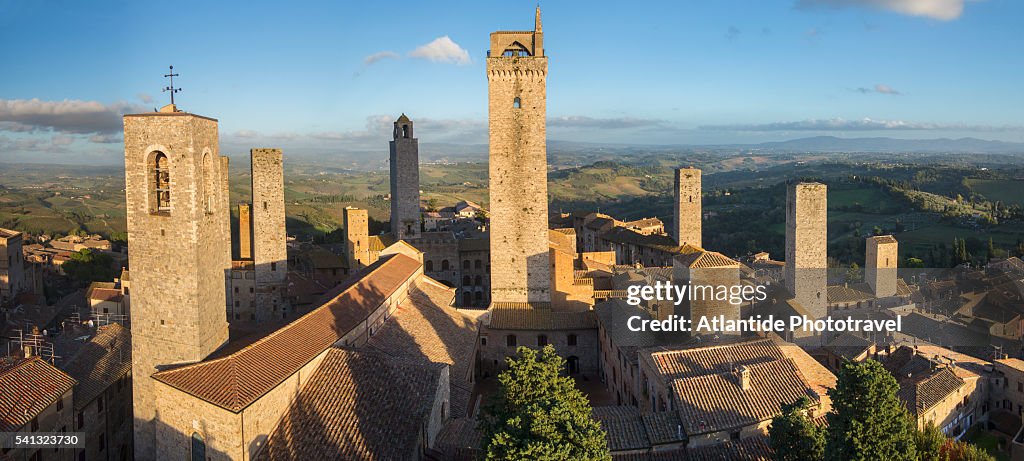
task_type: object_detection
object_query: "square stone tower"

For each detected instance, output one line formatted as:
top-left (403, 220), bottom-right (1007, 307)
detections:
top-left (673, 167), bottom-right (702, 248)
top-left (238, 202), bottom-right (252, 260)
top-left (673, 250), bottom-right (741, 337)
top-left (251, 148), bottom-right (288, 321)
top-left (0, 229), bottom-right (24, 304)
top-left (344, 206), bottom-right (370, 271)
top-left (389, 114), bottom-right (421, 240)
top-left (785, 182), bottom-right (828, 319)
top-left (123, 106), bottom-right (230, 460)
top-left (487, 7), bottom-right (551, 303)
top-left (866, 235), bottom-right (898, 297)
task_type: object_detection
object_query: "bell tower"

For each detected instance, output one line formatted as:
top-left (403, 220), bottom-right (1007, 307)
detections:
top-left (389, 114), bottom-right (421, 239)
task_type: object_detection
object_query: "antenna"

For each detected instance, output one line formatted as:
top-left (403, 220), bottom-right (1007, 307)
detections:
top-left (163, 65), bottom-right (182, 106)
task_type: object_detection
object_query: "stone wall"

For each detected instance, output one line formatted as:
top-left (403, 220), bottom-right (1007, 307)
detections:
top-left (251, 148), bottom-right (288, 322)
top-left (389, 117), bottom-right (421, 239)
top-left (344, 207), bottom-right (370, 271)
top-left (123, 111), bottom-right (231, 460)
top-left (866, 236), bottom-right (898, 297)
top-left (478, 328), bottom-right (598, 378)
top-left (238, 203), bottom-right (252, 260)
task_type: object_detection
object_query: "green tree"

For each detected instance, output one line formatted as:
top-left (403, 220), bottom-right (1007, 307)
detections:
top-left (914, 422), bottom-right (945, 461)
top-left (768, 396), bottom-right (825, 461)
top-left (846, 263), bottom-right (863, 284)
top-left (61, 248), bottom-right (117, 285)
top-left (940, 439), bottom-right (997, 461)
top-left (480, 345), bottom-right (610, 461)
top-left (825, 360), bottom-right (917, 461)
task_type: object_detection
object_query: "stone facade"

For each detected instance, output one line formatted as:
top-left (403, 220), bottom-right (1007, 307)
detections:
top-left (123, 108), bottom-right (231, 460)
top-left (672, 252), bottom-right (742, 337)
top-left (250, 148), bottom-right (288, 322)
top-left (672, 167), bottom-right (702, 247)
top-left (487, 8), bottom-right (551, 303)
top-left (344, 207), bottom-right (370, 271)
top-left (785, 182), bottom-right (828, 319)
top-left (389, 114), bottom-right (421, 240)
top-left (866, 235), bottom-right (898, 298)
top-left (0, 228), bottom-right (24, 304)
top-left (238, 203), bottom-right (252, 260)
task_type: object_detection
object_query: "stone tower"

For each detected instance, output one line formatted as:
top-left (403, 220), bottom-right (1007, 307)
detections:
top-left (673, 167), bottom-right (702, 248)
top-left (487, 6), bottom-right (551, 303)
top-left (866, 235), bottom-right (898, 297)
top-left (344, 206), bottom-right (370, 271)
top-left (673, 250), bottom-right (741, 337)
top-left (123, 105), bottom-right (230, 460)
top-left (250, 148), bottom-right (288, 321)
top-left (389, 114), bottom-right (421, 240)
top-left (785, 182), bottom-right (828, 319)
top-left (238, 202), bottom-right (252, 260)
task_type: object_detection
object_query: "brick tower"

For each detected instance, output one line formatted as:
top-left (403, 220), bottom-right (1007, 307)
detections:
top-left (250, 148), bottom-right (288, 321)
top-left (866, 235), bottom-right (898, 297)
top-left (487, 6), bottom-right (551, 303)
top-left (389, 114), bottom-right (421, 239)
top-left (123, 105), bottom-right (230, 460)
top-left (673, 167), bottom-right (702, 248)
top-left (785, 182), bottom-right (828, 319)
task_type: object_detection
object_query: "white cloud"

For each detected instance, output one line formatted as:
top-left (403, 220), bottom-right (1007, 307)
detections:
top-left (0, 98), bottom-right (147, 134)
top-left (363, 51), bottom-right (400, 65)
top-left (88, 134), bottom-right (122, 144)
top-left (855, 83), bottom-right (902, 95)
top-left (549, 116), bottom-right (667, 129)
top-left (796, 0), bottom-right (975, 21)
top-left (700, 117), bottom-right (1024, 131)
top-left (137, 93), bottom-right (154, 104)
top-left (234, 129), bottom-right (259, 138)
top-left (409, 36), bottom-right (471, 65)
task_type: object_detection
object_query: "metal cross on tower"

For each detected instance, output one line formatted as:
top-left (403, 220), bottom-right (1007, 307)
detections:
top-left (163, 65), bottom-right (181, 105)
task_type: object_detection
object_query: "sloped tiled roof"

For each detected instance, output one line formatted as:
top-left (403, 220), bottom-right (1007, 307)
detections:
top-left (687, 435), bottom-right (773, 461)
top-left (487, 303), bottom-right (597, 330)
top-left (435, 417), bottom-right (483, 461)
top-left (255, 349), bottom-right (443, 461)
top-left (593, 406), bottom-right (652, 451)
top-left (152, 254), bottom-right (421, 412)
top-left (602, 227), bottom-right (703, 255)
top-left (671, 359), bottom-right (816, 435)
top-left (0, 357), bottom-right (76, 432)
top-left (823, 332), bottom-right (874, 361)
top-left (61, 323), bottom-right (131, 410)
top-left (674, 251), bottom-right (739, 269)
top-left (897, 366), bottom-right (965, 417)
top-left (367, 233), bottom-right (397, 252)
top-left (644, 338), bottom-right (786, 382)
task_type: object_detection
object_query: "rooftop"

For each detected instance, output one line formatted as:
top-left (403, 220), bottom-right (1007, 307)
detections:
top-left (0, 357), bottom-right (76, 432)
top-left (488, 303), bottom-right (597, 330)
top-left (60, 323), bottom-right (132, 410)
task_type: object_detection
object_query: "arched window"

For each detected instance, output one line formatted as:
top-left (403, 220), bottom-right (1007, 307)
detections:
top-left (191, 433), bottom-right (205, 461)
top-left (463, 260), bottom-right (471, 270)
top-left (152, 152), bottom-right (171, 213)
top-left (513, 97), bottom-right (521, 109)
top-left (475, 259), bottom-right (482, 269)
top-left (425, 260), bottom-right (434, 272)
top-left (537, 335), bottom-right (548, 346)
top-left (402, 125), bottom-right (409, 138)
top-left (474, 275), bottom-right (482, 286)
top-left (506, 335), bottom-right (517, 347)
top-left (441, 260), bottom-right (450, 271)
top-left (463, 276), bottom-right (471, 286)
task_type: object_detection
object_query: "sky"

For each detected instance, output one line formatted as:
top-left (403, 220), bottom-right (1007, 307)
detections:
top-left (1, 0), bottom-right (1023, 164)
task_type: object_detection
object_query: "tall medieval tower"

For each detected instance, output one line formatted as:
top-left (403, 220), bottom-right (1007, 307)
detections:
top-left (344, 206), bottom-right (370, 270)
top-left (866, 235), bottom-right (898, 297)
top-left (673, 167), bottom-right (702, 248)
top-left (251, 148), bottom-right (288, 321)
top-left (487, 7), bottom-right (551, 303)
top-left (123, 105), bottom-right (230, 460)
top-left (389, 114), bottom-right (421, 239)
top-left (785, 182), bottom-right (828, 319)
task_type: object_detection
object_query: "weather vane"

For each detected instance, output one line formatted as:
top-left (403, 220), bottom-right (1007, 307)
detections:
top-left (163, 65), bottom-right (181, 106)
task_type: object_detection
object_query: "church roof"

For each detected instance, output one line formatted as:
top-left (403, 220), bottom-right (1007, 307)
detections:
top-left (152, 253), bottom-right (421, 412)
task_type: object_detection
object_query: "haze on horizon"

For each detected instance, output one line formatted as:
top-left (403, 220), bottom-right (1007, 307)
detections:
top-left (1, 0), bottom-right (1023, 165)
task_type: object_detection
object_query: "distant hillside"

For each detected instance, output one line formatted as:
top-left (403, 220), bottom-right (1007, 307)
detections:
top-left (747, 136), bottom-right (1024, 154)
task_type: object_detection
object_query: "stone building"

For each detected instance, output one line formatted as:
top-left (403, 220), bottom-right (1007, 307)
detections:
top-left (478, 303), bottom-right (598, 379)
top-left (785, 182), bottom-right (828, 319)
top-left (672, 250), bottom-right (742, 337)
top-left (672, 167), bottom-right (702, 247)
top-left (250, 148), bottom-right (289, 322)
top-left (0, 356), bottom-right (77, 461)
top-left (487, 7), bottom-right (551, 304)
top-left (867, 235), bottom-right (899, 298)
top-left (389, 114), bottom-right (421, 240)
top-left (123, 104), bottom-right (232, 460)
top-left (0, 228), bottom-right (25, 304)
top-left (238, 203), bottom-right (252, 260)
top-left (343, 206), bottom-right (371, 271)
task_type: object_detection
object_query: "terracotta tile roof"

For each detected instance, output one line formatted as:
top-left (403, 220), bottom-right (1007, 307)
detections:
top-left (86, 287), bottom-right (123, 303)
top-left (60, 323), bottom-right (131, 411)
top-left (687, 435), bottom-right (773, 461)
top-left (367, 233), bottom-right (397, 252)
top-left (640, 411), bottom-right (686, 445)
top-left (827, 283), bottom-right (875, 304)
top-left (674, 251), bottom-right (739, 269)
top-left (256, 348), bottom-right (444, 461)
top-left (671, 358), bottom-right (816, 435)
top-left (362, 277), bottom-right (479, 417)
top-left (553, 227), bottom-right (576, 235)
top-left (869, 235), bottom-right (898, 245)
top-left (436, 417), bottom-right (483, 461)
top-left (593, 406), bottom-right (652, 451)
top-left (0, 357), bottom-right (76, 432)
top-left (602, 227), bottom-right (704, 255)
top-left (897, 366), bottom-right (965, 417)
top-left (487, 303), bottom-right (597, 330)
top-left (823, 333), bottom-right (874, 361)
top-left (152, 253), bottom-right (421, 412)
top-left (643, 338), bottom-right (786, 382)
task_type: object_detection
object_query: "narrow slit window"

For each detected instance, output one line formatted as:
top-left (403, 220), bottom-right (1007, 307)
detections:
top-left (154, 153), bottom-right (170, 212)
top-left (513, 97), bottom-right (521, 109)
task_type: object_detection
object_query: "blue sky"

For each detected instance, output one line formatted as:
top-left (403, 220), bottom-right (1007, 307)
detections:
top-left (1, 0), bottom-right (1023, 164)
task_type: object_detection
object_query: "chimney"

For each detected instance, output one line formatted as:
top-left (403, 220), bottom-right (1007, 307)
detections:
top-left (737, 365), bottom-right (751, 391)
